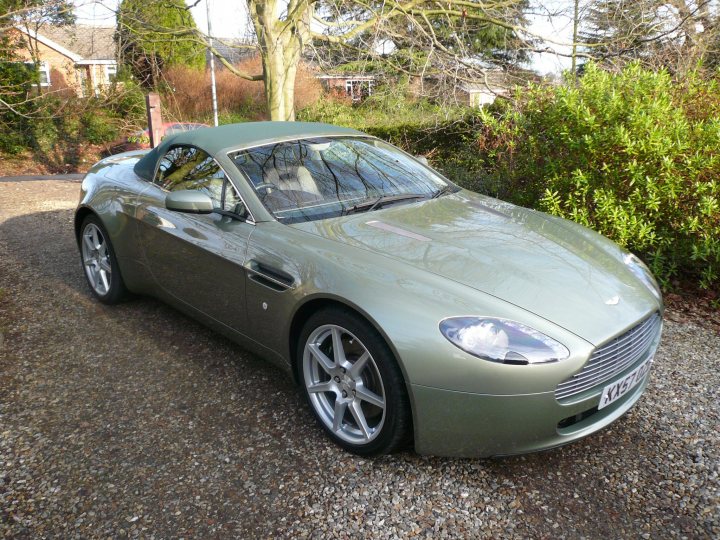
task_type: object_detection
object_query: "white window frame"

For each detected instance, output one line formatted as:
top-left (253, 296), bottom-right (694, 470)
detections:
top-left (344, 79), bottom-right (374, 102)
top-left (75, 66), bottom-right (89, 97)
top-left (104, 64), bottom-right (117, 84)
top-left (24, 61), bottom-right (51, 86)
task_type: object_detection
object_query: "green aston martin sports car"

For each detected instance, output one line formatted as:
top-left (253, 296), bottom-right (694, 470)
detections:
top-left (75, 122), bottom-right (663, 458)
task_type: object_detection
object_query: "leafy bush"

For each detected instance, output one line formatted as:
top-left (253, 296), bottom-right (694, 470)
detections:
top-left (476, 63), bottom-right (720, 289)
top-left (0, 62), bottom-right (36, 154)
top-left (110, 74), bottom-right (147, 120)
top-left (81, 110), bottom-right (119, 144)
top-left (0, 81), bottom-right (146, 171)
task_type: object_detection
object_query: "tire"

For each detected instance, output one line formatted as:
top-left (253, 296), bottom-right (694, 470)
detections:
top-left (79, 215), bottom-right (127, 304)
top-left (297, 307), bottom-right (412, 456)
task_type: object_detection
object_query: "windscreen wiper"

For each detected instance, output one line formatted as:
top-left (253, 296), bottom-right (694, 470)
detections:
top-left (431, 185), bottom-right (454, 199)
top-left (344, 193), bottom-right (427, 215)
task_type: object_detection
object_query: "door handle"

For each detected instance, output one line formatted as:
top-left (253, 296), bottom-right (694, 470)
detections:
top-left (244, 260), bottom-right (295, 291)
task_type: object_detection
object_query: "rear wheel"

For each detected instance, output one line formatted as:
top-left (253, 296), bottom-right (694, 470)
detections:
top-left (79, 215), bottom-right (126, 304)
top-left (298, 308), bottom-right (411, 456)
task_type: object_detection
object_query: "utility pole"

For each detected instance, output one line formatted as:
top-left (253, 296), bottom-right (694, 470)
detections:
top-left (206, 0), bottom-right (219, 127)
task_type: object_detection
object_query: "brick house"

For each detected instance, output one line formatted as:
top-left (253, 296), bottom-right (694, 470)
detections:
top-left (14, 25), bottom-right (117, 97)
top-left (316, 74), bottom-right (375, 102)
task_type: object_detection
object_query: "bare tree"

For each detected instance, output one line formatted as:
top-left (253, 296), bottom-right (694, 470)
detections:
top-left (580, 0), bottom-right (720, 74)
top-left (130, 0), bottom-right (534, 121)
top-left (2, 0), bottom-right (76, 63)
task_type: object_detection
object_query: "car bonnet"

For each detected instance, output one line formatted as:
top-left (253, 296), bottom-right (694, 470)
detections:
top-left (291, 191), bottom-right (660, 346)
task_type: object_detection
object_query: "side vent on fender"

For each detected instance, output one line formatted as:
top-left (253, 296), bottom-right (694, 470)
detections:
top-left (244, 260), bottom-right (295, 292)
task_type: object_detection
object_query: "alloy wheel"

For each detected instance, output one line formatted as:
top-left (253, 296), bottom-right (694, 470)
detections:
top-left (303, 324), bottom-right (387, 445)
top-left (81, 222), bottom-right (113, 296)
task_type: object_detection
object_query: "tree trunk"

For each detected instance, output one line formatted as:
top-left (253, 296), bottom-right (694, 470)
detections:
top-left (261, 37), bottom-right (300, 121)
top-left (249, 0), bottom-right (309, 121)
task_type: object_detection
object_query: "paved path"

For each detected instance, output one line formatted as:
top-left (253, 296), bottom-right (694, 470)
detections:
top-left (0, 174), bottom-right (84, 183)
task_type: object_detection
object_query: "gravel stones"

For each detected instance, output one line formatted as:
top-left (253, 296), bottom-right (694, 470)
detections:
top-left (1, 179), bottom-right (718, 538)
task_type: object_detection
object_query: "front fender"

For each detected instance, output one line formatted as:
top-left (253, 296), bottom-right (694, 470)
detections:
top-left (244, 222), bottom-right (593, 397)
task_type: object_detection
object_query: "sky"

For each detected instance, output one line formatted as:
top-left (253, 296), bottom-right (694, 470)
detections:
top-left (73, 0), bottom-right (576, 75)
top-left (73, 0), bottom-right (251, 39)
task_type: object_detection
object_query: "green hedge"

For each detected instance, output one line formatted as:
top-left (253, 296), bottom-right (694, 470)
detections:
top-left (475, 63), bottom-right (720, 290)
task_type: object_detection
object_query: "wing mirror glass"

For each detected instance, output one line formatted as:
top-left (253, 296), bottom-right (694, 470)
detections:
top-left (165, 190), bottom-right (214, 214)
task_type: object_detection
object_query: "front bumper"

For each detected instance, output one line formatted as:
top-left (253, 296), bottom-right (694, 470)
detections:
top-left (411, 368), bottom-right (651, 458)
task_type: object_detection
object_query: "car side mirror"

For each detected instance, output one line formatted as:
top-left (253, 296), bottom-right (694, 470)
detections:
top-left (165, 190), bottom-right (214, 214)
top-left (415, 155), bottom-right (429, 165)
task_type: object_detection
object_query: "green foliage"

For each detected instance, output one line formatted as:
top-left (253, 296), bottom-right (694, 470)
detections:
top-left (219, 111), bottom-right (252, 125)
top-left (1, 84), bottom-right (145, 165)
top-left (81, 110), bottom-right (119, 144)
top-left (0, 0), bottom-right (76, 29)
top-left (111, 69), bottom-right (147, 119)
top-left (117, 0), bottom-right (205, 87)
top-left (299, 86), bottom-right (458, 129)
top-left (0, 62), bottom-right (36, 154)
top-left (1, 0), bottom-right (77, 153)
top-left (476, 62), bottom-right (720, 290)
top-left (331, 0), bottom-right (529, 67)
top-left (418, 0), bottom-right (530, 65)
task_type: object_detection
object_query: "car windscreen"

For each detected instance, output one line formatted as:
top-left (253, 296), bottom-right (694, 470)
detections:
top-left (229, 137), bottom-right (449, 224)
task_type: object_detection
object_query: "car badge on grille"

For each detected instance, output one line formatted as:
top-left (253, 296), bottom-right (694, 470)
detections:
top-left (605, 295), bottom-right (621, 305)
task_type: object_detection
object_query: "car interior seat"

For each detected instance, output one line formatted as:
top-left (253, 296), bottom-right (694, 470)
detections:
top-left (263, 165), bottom-right (322, 197)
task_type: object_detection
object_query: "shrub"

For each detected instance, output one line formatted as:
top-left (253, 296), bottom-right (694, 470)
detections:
top-left (0, 62), bottom-right (35, 154)
top-left (476, 63), bottom-right (720, 290)
top-left (81, 110), bottom-right (119, 144)
top-left (109, 73), bottom-right (147, 121)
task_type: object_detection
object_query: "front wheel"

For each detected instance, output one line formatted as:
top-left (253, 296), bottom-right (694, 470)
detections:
top-left (79, 215), bottom-right (127, 304)
top-left (298, 308), bottom-right (412, 456)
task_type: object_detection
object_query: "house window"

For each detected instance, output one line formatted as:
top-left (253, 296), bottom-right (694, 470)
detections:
top-left (76, 67), bottom-right (90, 97)
top-left (24, 61), bottom-right (51, 86)
top-left (104, 64), bottom-right (117, 84)
top-left (344, 79), bottom-right (373, 102)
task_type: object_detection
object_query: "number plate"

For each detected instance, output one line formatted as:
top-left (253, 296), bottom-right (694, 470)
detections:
top-left (598, 356), bottom-right (653, 410)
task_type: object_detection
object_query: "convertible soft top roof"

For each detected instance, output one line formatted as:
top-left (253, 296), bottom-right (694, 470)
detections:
top-left (133, 121), bottom-right (364, 181)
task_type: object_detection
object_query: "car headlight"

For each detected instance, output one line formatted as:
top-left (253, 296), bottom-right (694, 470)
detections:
top-left (623, 253), bottom-right (661, 300)
top-left (439, 317), bottom-right (570, 365)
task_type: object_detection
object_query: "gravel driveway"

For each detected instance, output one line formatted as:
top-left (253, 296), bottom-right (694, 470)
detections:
top-left (1, 178), bottom-right (718, 538)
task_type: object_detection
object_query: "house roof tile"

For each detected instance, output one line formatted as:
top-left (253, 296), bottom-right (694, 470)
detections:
top-left (39, 25), bottom-right (115, 61)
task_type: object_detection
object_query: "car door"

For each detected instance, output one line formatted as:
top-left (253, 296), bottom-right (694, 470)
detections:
top-left (136, 144), bottom-right (254, 333)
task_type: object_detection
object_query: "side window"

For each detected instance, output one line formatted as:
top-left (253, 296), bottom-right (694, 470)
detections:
top-left (222, 179), bottom-right (244, 214)
top-left (154, 145), bottom-right (242, 213)
top-left (154, 146), bottom-right (225, 208)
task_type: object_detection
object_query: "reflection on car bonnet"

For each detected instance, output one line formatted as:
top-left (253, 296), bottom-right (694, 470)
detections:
top-left (365, 220), bottom-right (432, 242)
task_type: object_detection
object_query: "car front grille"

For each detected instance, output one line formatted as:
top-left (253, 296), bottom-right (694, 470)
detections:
top-left (556, 312), bottom-right (662, 401)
